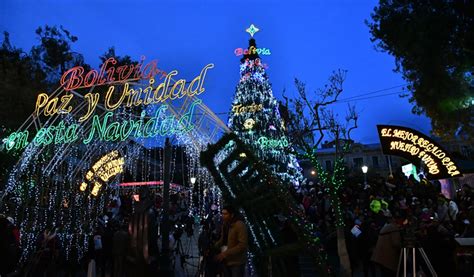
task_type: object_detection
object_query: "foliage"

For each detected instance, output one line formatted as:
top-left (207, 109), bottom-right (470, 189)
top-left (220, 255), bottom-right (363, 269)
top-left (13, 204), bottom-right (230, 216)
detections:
top-left (0, 26), bottom-right (87, 187)
top-left (282, 70), bottom-right (357, 276)
top-left (0, 32), bottom-right (48, 129)
top-left (282, 70), bottom-right (357, 158)
top-left (367, 0), bottom-right (474, 138)
top-left (99, 47), bottom-right (136, 66)
top-left (31, 25), bottom-right (86, 82)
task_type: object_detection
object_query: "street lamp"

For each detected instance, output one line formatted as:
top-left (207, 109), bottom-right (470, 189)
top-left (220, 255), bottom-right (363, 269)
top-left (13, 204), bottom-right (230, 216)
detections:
top-left (361, 165), bottom-right (368, 185)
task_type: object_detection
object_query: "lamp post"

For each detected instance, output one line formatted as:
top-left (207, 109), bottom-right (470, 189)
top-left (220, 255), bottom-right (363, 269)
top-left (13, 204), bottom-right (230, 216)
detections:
top-left (190, 176), bottom-right (199, 215)
top-left (361, 165), bottom-right (368, 185)
top-left (190, 177), bottom-right (196, 212)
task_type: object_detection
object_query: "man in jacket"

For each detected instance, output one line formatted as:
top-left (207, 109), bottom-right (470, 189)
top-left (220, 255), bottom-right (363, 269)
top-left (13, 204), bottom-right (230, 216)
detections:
top-left (215, 205), bottom-right (248, 277)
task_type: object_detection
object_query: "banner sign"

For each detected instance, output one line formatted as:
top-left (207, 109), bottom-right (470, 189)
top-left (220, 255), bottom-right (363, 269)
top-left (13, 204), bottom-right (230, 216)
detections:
top-left (80, 150), bottom-right (125, 196)
top-left (377, 125), bottom-right (461, 179)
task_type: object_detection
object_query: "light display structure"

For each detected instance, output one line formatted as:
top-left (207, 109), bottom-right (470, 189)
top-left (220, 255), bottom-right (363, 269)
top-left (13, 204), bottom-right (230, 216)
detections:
top-left (227, 27), bottom-right (304, 188)
top-left (0, 58), bottom-right (229, 263)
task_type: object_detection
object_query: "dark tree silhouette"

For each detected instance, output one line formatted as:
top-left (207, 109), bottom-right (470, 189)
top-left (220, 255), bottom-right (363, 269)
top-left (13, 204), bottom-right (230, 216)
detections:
top-left (367, 0), bottom-right (474, 139)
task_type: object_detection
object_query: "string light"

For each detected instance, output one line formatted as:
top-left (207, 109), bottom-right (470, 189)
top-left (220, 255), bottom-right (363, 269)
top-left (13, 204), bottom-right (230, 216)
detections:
top-left (201, 132), bottom-right (331, 275)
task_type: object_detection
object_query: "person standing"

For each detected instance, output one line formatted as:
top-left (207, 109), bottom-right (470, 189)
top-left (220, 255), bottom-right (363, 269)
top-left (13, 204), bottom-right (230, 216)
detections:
top-left (215, 205), bottom-right (248, 277)
top-left (0, 216), bottom-right (20, 276)
top-left (371, 215), bottom-right (401, 277)
top-left (112, 223), bottom-right (130, 277)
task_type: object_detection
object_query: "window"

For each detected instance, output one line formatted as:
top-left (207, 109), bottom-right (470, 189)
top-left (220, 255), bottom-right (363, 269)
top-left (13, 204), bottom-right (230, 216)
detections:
top-left (372, 156), bottom-right (379, 168)
top-left (325, 160), bottom-right (332, 170)
top-left (353, 157), bottom-right (363, 168)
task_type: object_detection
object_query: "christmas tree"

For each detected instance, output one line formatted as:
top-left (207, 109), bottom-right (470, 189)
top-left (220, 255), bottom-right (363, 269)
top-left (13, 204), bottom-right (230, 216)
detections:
top-left (228, 27), bottom-right (303, 187)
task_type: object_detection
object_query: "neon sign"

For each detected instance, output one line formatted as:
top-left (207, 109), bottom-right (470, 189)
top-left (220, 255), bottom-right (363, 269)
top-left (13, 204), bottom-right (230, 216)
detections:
top-left (60, 57), bottom-right (168, 91)
top-left (83, 99), bottom-right (201, 144)
top-left (377, 125), bottom-right (461, 179)
top-left (5, 99), bottom-right (202, 150)
top-left (92, 151), bottom-right (124, 182)
top-left (243, 118), bottom-right (255, 130)
top-left (234, 46), bottom-right (271, 57)
top-left (81, 150), bottom-right (125, 196)
top-left (232, 103), bottom-right (263, 115)
top-left (118, 181), bottom-right (182, 190)
top-left (4, 130), bottom-right (29, 151)
top-left (35, 63), bottom-right (214, 121)
top-left (35, 94), bottom-right (73, 117)
top-left (257, 136), bottom-right (289, 149)
top-left (91, 181), bottom-right (103, 197)
top-left (3, 60), bottom-right (214, 149)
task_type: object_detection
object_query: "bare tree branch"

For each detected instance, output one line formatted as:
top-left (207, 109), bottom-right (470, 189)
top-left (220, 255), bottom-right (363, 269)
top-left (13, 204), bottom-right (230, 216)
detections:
top-left (283, 69), bottom-right (356, 157)
top-left (345, 104), bottom-right (358, 142)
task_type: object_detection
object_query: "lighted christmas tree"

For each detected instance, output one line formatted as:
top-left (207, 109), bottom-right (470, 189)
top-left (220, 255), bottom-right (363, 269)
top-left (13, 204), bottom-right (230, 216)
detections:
top-left (228, 26), bottom-right (303, 187)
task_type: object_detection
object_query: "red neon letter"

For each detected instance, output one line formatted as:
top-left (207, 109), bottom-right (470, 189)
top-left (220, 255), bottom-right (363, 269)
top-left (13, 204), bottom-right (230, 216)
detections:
top-left (84, 70), bottom-right (99, 87)
top-left (60, 66), bottom-right (84, 91)
top-left (234, 48), bottom-right (243, 56)
top-left (97, 58), bottom-right (117, 85)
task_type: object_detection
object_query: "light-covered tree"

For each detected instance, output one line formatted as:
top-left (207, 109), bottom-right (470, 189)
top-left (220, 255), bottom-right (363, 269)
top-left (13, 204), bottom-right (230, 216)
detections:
top-left (283, 70), bottom-right (357, 276)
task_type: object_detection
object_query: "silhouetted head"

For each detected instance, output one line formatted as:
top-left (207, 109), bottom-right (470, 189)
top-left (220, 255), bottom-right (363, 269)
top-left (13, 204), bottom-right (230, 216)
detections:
top-left (222, 205), bottom-right (238, 223)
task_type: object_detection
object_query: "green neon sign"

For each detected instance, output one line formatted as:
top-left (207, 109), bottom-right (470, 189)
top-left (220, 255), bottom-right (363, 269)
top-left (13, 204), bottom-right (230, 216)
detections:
top-left (2, 99), bottom-right (202, 150)
top-left (83, 99), bottom-right (200, 144)
top-left (257, 136), bottom-right (289, 149)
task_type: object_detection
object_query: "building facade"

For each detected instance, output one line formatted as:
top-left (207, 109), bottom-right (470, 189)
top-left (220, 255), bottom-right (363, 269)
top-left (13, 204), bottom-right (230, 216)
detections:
top-left (299, 137), bottom-right (474, 182)
top-left (312, 142), bottom-right (404, 178)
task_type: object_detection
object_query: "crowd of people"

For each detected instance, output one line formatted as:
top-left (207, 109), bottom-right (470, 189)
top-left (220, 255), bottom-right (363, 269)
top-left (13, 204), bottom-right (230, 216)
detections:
top-left (0, 215), bottom-right (21, 276)
top-left (293, 171), bottom-right (474, 276)
top-left (0, 188), bottom-right (199, 277)
top-left (1, 171), bottom-right (473, 276)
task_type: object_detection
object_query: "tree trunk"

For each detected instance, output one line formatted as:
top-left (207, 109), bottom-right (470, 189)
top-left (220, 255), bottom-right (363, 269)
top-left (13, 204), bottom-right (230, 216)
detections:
top-left (332, 189), bottom-right (351, 276)
top-left (336, 227), bottom-right (351, 277)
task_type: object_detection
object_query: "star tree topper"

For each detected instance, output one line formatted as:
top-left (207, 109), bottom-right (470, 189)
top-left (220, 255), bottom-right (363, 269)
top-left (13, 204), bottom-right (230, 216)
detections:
top-left (246, 24), bottom-right (260, 37)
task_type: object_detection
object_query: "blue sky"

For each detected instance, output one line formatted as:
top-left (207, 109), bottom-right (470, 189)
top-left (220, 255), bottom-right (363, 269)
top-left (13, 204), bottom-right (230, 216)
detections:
top-left (0, 0), bottom-right (432, 144)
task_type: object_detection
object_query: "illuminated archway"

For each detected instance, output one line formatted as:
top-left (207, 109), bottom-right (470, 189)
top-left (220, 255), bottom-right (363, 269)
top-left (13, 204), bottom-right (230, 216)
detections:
top-left (0, 61), bottom-right (229, 261)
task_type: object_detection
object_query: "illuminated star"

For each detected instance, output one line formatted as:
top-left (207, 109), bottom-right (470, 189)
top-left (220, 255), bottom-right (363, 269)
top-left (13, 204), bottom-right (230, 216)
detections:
top-left (246, 24), bottom-right (260, 37)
